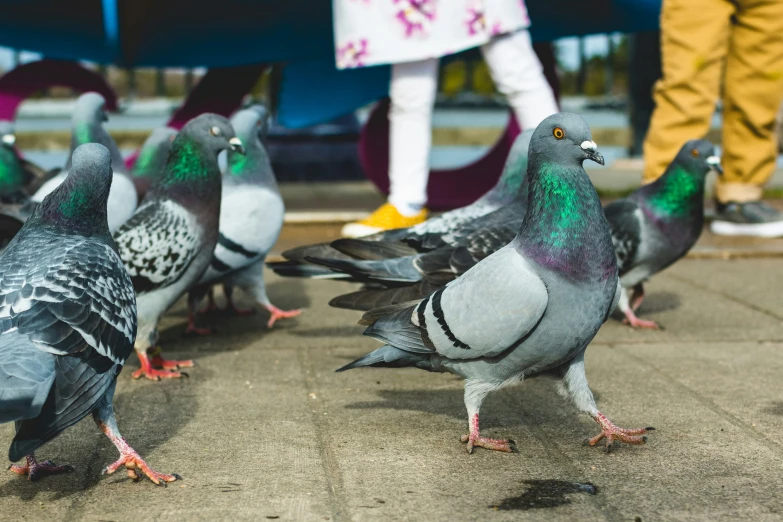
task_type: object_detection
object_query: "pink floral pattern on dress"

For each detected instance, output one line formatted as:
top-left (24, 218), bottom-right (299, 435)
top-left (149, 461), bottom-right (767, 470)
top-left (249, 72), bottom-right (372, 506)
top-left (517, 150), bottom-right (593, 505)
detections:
top-left (489, 21), bottom-right (503, 36)
top-left (393, 0), bottom-right (436, 37)
top-left (465, 0), bottom-right (485, 35)
top-left (337, 39), bottom-right (369, 68)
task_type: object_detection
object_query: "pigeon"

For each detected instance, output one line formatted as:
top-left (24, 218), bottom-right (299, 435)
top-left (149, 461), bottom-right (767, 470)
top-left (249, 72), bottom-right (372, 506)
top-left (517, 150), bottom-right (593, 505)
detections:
top-left (605, 139), bottom-right (722, 329)
top-left (113, 114), bottom-right (244, 381)
top-left (188, 106), bottom-right (301, 329)
top-left (130, 126), bottom-right (177, 201)
top-left (0, 143), bottom-right (178, 485)
top-left (31, 92), bottom-right (138, 232)
top-left (338, 113), bottom-right (653, 453)
top-left (267, 129), bottom-right (534, 279)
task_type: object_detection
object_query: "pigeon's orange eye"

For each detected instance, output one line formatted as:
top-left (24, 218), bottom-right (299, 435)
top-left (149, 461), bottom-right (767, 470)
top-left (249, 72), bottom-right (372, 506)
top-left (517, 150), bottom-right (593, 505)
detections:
top-left (553, 127), bottom-right (565, 140)
top-left (692, 149), bottom-right (700, 157)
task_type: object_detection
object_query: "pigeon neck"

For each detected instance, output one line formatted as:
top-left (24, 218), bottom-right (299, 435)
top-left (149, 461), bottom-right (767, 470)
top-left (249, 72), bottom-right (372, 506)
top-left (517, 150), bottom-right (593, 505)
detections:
top-left (641, 165), bottom-right (705, 219)
top-left (483, 150), bottom-right (527, 204)
top-left (517, 160), bottom-right (615, 282)
top-left (30, 173), bottom-right (110, 237)
top-left (154, 137), bottom-right (221, 204)
top-left (225, 140), bottom-right (276, 186)
top-left (0, 147), bottom-right (26, 194)
top-left (67, 120), bottom-right (126, 175)
top-left (131, 142), bottom-right (169, 179)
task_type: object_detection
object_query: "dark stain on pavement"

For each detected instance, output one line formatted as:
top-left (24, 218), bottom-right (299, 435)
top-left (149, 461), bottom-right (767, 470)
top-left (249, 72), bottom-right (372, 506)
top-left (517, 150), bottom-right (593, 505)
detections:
top-left (762, 401), bottom-right (783, 416)
top-left (491, 480), bottom-right (598, 510)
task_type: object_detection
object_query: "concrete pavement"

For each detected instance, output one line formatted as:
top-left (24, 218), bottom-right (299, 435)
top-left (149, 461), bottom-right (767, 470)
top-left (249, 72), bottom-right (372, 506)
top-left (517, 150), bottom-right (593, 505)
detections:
top-left (0, 254), bottom-right (782, 521)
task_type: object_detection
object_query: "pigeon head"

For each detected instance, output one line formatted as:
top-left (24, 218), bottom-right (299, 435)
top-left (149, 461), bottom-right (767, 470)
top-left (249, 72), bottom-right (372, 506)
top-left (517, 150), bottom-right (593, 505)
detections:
top-left (529, 112), bottom-right (604, 168)
top-left (240, 104), bottom-right (271, 141)
top-left (32, 143), bottom-right (113, 235)
top-left (131, 126), bottom-right (177, 179)
top-left (177, 113), bottom-right (244, 157)
top-left (642, 139), bottom-right (721, 219)
top-left (670, 139), bottom-right (722, 176)
top-left (73, 92), bottom-right (110, 138)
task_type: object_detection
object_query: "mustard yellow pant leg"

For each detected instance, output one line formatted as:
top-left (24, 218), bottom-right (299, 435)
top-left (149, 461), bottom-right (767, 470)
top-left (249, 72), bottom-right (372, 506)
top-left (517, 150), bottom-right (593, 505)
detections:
top-left (642, 0), bottom-right (733, 183)
top-left (717, 0), bottom-right (783, 203)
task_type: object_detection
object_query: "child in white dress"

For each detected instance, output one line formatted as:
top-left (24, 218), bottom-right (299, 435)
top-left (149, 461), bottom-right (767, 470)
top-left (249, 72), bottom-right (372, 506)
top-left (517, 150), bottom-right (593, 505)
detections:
top-left (333, 0), bottom-right (559, 237)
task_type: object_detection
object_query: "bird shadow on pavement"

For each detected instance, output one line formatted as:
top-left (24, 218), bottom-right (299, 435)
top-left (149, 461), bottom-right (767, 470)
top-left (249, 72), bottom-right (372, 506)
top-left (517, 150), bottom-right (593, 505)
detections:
top-left (762, 401), bottom-right (783, 416)
top-left (288, 325), bottom-right (366, 338)
top-left (0, 372), bottom-right (200, 501)
top-left (343, 378), bottom-right (582, 433)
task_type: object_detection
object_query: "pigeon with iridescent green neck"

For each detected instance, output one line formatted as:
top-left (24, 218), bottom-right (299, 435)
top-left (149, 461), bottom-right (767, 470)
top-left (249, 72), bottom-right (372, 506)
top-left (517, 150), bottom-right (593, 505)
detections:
top-left (113, 114), bottom-right (244, 381)
top-left (130, 127), bottom-right (177, 200)
top-left (189, 106), bottom-right (301, 329)
top-left (605, 139), bottom-right (722, 329)
top-left (267, 129), bottom-right (534, 279)
top-left (0, 143), bottom-right (178, 485)
top-left (32, 92), bottom-right (137, 232)
top-left (339, 113), bottom-right (653, 454)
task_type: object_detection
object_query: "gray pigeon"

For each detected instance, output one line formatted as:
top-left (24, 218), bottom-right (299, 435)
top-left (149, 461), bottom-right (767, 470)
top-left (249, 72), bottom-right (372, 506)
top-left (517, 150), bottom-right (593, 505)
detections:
top-left (32, 92), bottom-right (138, 232)
top-left (113, 114), bottom-right (244, 381)
top-left (188, 106), bottom-right (300, 329)
top-left (130, 126), bottom-right (178, 200)
top-left (267, 129), bottom-right (534, 279)
top-left (339, 113), bottom-right (653, 453)
top-left (605, 139), bottom-right (722, 329)
top-left (0, 143), bottom-right (177, 485)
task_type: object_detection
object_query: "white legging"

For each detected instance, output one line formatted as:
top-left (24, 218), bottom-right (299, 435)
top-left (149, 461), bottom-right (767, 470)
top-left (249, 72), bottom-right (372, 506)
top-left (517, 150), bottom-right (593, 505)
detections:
top-left (388, 29), bottom-right (559, 213)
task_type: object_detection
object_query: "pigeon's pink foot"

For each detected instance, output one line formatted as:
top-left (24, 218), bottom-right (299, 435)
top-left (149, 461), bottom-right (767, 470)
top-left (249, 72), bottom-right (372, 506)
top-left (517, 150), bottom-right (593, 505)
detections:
top-left (621, 308), bottom-right (661, 329)
top-left (630, 284), bottom-right (645, 312)
top-left (98, 422), bottom-right (180, 486)
top-left (8, 454), bottom-right (74, 481)
top-left (151, 355), bottom-right (194, 371)
top-left (132, 351), bottom-right (189, 381)
top-left (264, 304), bottom-right (302, 328)
top-left (460, 414), bottom-right (515, 454)
top-left (587, 412), bottom-right (654, 452)
top-left (185, 310), bottom-right (213, 336)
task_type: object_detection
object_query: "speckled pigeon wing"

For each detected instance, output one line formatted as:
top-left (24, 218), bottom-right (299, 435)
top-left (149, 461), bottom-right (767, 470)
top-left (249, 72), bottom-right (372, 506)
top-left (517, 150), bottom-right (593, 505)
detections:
top-left (412, 245), bottom-right (548, 360)
top-left (114, 199), bottom-right (202, 294)
top-left (604, 199), bottom-right (643, 276)
top-left (0, 233), bottom-right (136, 366)
top-left (450, 216), bottom-right (520, 274)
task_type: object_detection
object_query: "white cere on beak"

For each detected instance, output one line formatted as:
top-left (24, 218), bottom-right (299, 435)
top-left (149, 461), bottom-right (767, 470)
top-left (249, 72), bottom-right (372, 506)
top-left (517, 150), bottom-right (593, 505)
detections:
top-left (2, 134), bottom-right (15, 146)
top-left (706, 156), bottom-right (721, 166)
top-left (580, 140), bottom-right (597, 152)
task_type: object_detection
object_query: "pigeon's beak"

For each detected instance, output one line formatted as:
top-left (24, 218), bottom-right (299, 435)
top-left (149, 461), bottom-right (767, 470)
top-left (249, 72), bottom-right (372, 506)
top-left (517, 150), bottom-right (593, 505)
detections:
top-left (581, 140), bottom-right (605, 166)
top-left (229, 137), bottom-right (246, 155)
top-left (706, 155), bottom-right (723, 175)
top-left (1, 134), bottom-right (15, 147)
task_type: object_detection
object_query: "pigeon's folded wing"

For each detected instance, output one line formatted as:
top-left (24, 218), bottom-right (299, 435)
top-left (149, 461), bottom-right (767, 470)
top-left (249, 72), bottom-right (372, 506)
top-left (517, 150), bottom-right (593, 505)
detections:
top-left (415, 246), bottom-right (548, 360)
top-left (604, 199), bottom-right (643, 276)
top-left (114, 199), bottom-right (202, 294)
top-left (0, 235), bottom-right (136, 365)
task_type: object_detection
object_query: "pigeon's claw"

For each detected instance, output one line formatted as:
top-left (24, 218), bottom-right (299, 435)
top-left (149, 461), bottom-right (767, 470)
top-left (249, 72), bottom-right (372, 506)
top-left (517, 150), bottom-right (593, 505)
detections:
top-left (9, 455), bottom-right (74, 481)
top-left (588, 412), bottom-right (654, 452)
top-left (132, 350), bottom-right (191, 381)
top-left (101, 443), bottom-right (179, 485)
top-left (620, 306), bottom-right (661, 329)
top-left (629, 283), bottom-right (646, 312)
top-left (460, 413), bottom-right (516, 453)
top-left (264, 304), bottom-right (302, 328)
top-left (460, 433), bottom-right (516, 454)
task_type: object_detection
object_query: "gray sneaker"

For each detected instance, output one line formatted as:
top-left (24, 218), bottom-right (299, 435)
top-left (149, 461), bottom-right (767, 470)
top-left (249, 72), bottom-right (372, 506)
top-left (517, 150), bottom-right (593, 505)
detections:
top-left (711, 200), bottom-right (783, 238)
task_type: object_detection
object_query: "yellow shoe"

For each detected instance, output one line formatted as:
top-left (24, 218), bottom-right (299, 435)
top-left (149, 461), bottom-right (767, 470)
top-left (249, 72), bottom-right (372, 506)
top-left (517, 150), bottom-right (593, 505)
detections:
top-left (341, 203), bottom-right (428, 238)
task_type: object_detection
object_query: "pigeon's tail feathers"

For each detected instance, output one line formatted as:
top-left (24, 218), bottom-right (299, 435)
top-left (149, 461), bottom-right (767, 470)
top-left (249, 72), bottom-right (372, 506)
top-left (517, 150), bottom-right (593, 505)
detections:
top-left (331, 238), bottom-right (419, 260)
top-left (281, 243), bottom-right (354, 263)
top-left (0, 331), bottom-right (56, 425)
top-left (359, 300), bottom-right (424, 326)
top-left (266, 260), bottom-right (351, 280)
top-left (329, 280), bottom-right (440, 311)
top-left (305, 255), bottom-right (422, 284)
top-left (9, 351), bottom-right (117, 462)
top-left (414, 248), bottom-right (455, 276)
top-left (336, 345), bottom-right (434, 372)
